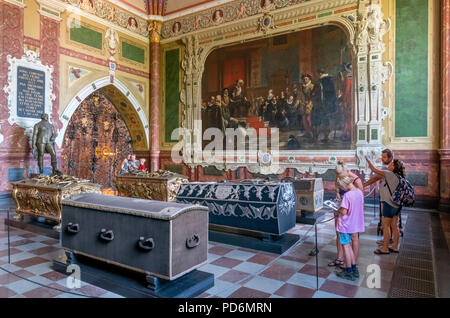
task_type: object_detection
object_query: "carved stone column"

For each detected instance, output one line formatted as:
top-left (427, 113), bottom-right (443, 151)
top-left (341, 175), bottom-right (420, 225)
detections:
top-left (353, 1), bottom-right (392, 174)
top-left (440, 0), bottom-right (450, 211)
top-left (149, 20), bottom-right (163, 171)
top-left (181, 35), bottom-right (204, 166)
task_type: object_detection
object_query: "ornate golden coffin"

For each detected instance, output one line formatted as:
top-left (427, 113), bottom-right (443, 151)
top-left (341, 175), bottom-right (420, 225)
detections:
top-left (11, 175), bottom-right (102, 225)
top-left (115, 170), bottom-right (188, 202)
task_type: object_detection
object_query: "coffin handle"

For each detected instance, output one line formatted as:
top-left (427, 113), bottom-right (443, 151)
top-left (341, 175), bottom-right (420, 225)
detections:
top-left (99, 229), bottom-right (115, 242)
top-left (66, 223), bottom-right (79, 234)
top-left (138, 237), bottom-right (155, 251)
top-left (186, 234), bottom-right (200, 249)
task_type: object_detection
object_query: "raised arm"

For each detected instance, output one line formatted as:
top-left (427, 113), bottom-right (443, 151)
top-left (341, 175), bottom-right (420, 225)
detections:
top-left (365, 156), bottom-right (385, 177)
top-left (363, 174), bottom-right (382, 187)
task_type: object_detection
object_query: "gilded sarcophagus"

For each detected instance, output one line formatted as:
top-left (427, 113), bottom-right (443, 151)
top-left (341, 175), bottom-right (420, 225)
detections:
top-left (61, 193), bottom-right (209, 280)
top-left (176, 181), bottom-right (297, 235)
top-left (115, 170), bottom-right (188, 202)
top-left (289, 178), bottom-right (324, 213)
top-left (11, 175), bottom-right (102, 225)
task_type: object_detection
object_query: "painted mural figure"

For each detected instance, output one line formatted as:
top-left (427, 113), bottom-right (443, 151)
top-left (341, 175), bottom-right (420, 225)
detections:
top-left (221, 88), bottom-right (238, 128)
top-left (286, 95), bottom-right (299, 130)
top-left (300, 73), bottom-right (316, 140)
top-left (32, 113), bottom-right (61, 176)
top-left (230, 79), bottom-right (250, 118)
top-left (172, 22), bottom-right (181, 35)
top-left (127, 17), bottom-right (138, 31)
top-left (212, 10), bottom-right (224, 24)
top-left (202, 97), bottom-right (224, 146)
top-left (317, 69), bottom-right (338, 143)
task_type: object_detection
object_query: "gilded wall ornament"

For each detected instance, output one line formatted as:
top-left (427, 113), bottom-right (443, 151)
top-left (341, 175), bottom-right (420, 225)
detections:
top-left (161, 0), bottom-right (314, 39)
top-left (105, 27), bottom-right (120, 60)
top-left (257, 12), bottom-right (276, 34)
top-left (62, 0), bottom-right (149, 37)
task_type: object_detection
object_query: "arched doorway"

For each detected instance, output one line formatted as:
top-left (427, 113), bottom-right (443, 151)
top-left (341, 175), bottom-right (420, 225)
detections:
top-left (61, 90), bottom-right (133, 188)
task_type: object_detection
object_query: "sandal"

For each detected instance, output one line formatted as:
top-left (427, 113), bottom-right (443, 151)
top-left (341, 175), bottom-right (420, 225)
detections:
top-left (328, 259), bottom-right (344, 267)
top-left (389, 248), bottom-right (399, 253)
top-left (374, 249), bottom-right (390, 255)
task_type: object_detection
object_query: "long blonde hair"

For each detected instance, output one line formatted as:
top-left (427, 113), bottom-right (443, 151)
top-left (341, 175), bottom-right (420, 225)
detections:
top-left (336, 175), bottom-right (353, 189)
top-left (336, 160), bottom-right (347, 177)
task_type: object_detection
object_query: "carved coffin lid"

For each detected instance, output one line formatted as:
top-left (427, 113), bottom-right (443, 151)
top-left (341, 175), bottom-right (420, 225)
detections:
top-left (116, 170), bottom-right (188, 182)
top-left (62, 193), bottom-right (208, 221)
top-left (176, 181), bottom-right (296, 205)
top-left (11, 178), bottom-right (101, 191)
top-left (290, 178), bottom-right (323, 193)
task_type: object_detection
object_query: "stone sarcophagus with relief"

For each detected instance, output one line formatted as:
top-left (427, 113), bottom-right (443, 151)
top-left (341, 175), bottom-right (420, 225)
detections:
top-left (176, 181), bottom-right (297, 235)
top-left (287, 178), bottom-right (324, 213)
top-left (61, 193), bottom-right (209, 280)
top-left (11, 175), bottom-right (102, 225)
top-left (115, 170), bottom-right (188, 202)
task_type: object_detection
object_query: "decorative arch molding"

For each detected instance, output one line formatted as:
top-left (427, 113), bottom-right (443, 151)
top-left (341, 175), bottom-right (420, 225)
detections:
top-left (174, 0), bottom-right (392, 177)
top-left (56, 77), bottom-right (149, 149)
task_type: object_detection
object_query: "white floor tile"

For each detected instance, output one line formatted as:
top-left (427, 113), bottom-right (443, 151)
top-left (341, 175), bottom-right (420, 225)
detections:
top-left (244, 276), bottom-right (284, 294)
top-left (198, 264), bottom-right (230, 277)
top-left (312, 290), bottom-right (346, 298)
top-left (232, 262), bottom-right (266, 274)
top-left (23, 263), bottom-right (53, 276)
top-left (5, 280), bottom-right (40, 294)
top-left (287, 272), bottom-right (325, 290)
top-left (223, 250), bottom-right (256, 261)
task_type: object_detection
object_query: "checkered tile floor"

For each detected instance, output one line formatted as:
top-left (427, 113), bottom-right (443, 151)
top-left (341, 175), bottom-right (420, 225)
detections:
top-left (0, 208), bottom-right (406, 298)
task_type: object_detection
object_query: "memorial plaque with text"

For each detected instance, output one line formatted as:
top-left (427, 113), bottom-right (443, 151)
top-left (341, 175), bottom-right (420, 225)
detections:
top-left (16, 66), bottom-right (45, 119)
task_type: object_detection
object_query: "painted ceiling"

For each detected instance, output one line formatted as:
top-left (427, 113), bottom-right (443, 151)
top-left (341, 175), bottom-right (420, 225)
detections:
top-left (117, 0), bottom-right (149, 14)
top-left (164, 0), bottom-right (218, 15)
top-left (115, 0), bottom-right (223, 16)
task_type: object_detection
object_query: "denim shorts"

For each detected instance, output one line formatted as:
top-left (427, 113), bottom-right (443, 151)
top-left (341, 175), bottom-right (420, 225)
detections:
top-left (338, 232), bottom-right (352, 245)
top-left (382, 202), bottom-right (400, 218)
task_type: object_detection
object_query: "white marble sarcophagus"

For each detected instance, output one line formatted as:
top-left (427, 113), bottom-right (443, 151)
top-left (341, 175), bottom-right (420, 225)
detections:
top-left (291, 178), bottom-right (324, 213)
top-left (60, 193), bottom-right (209, 281)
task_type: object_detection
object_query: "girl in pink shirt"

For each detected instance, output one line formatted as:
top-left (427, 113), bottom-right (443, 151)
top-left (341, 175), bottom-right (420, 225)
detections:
top-left (335, 176), bottom-right (365, 281)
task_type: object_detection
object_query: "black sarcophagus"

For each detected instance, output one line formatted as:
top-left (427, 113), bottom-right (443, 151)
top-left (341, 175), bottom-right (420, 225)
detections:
top-left (60, 193), bottom-right (209, 281)
top-left (176, 181), bottom-right (297, 236)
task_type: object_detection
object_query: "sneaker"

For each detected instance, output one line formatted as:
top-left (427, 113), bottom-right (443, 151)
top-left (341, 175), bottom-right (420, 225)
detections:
top-left (352, 268), bottom-right (360, 278)
top-left (336, 270), bottom-right (356, 281)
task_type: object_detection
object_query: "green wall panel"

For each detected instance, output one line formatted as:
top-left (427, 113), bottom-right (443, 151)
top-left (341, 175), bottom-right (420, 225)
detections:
top-left (70, 23), bottom-right (102, 50)
top-left (122, 42), bottom-right (145, 64)
top-left (395, 0), bottom-right (428, 137)
top-left (165, 49), bottom-right (180, 142)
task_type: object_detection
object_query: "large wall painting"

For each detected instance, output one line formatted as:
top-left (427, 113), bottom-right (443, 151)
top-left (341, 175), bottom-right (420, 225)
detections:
top-left (201, 25), bottom-right (353, 151)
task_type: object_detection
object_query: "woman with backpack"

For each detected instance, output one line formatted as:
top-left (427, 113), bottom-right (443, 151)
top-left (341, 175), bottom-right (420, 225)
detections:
top-left (366, 157), bottom-right (407, 254)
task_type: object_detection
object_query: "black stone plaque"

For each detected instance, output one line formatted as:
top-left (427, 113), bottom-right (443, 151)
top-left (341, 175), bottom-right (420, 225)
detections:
top-left (17, 66), bottom-right (46, 119)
